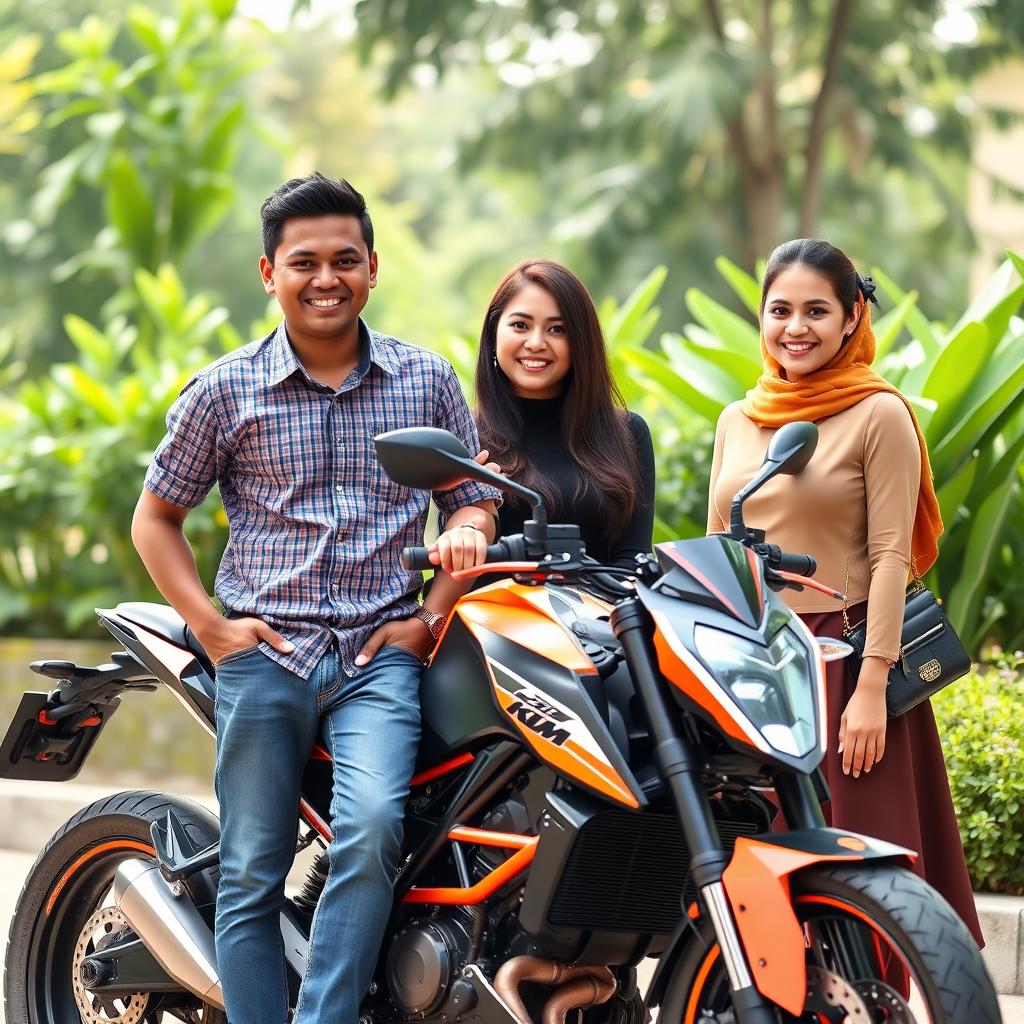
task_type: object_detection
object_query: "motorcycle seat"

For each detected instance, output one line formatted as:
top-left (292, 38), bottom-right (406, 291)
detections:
top-left (114, 602), bottom-right (214, 677)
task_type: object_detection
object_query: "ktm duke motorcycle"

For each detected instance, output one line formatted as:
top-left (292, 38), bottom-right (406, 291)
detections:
top-left (2, 422), bottom-right (998, 1024)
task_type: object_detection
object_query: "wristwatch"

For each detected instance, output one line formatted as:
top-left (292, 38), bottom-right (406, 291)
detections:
top-left (414, 606), bottom-right (447, 641)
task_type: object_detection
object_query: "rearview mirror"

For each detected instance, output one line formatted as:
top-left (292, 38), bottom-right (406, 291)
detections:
top-left (729, 421), bottom-right (818, 541)
top-left (373, 427), bottom-right (546, 522)
top-left (374, 427), bottom-right (477, 491)
top-left (763, 421), bottom-right (818, 475)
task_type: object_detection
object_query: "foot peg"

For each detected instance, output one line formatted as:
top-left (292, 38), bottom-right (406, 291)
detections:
top-left (151, 810), bottom-right (220, 884)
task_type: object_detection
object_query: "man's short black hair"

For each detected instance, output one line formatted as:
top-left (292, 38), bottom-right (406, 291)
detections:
top-left (260, 172), bottom-right (374, 262)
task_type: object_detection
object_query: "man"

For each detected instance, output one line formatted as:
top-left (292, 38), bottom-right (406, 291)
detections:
top-left (132, 172), bottom-right (499, 1023)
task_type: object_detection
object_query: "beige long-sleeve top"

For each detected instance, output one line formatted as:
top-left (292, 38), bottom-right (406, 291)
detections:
top-left (707, 393), bottom-right (921, 662)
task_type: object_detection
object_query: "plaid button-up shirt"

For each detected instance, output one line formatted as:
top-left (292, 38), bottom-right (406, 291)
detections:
top-left (145, 320), bottom-right (499, 679)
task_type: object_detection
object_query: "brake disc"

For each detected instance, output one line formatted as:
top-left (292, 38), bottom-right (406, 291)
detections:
top-left (804, 964), bottom-right (872, 1021)
top-left (72, 905), bottom-right (150, 1024)
top-left (852, 978), bottom-right (916, 1022)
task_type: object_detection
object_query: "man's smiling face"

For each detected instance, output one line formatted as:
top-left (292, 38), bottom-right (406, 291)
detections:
top-left (259, 214), bottom-right (377, 342)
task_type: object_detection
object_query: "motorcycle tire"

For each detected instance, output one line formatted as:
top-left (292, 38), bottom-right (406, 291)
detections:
top-left (660, 862), bottom-right (999, 1024)
top-left (3, 789), bottom-right (225, 1024)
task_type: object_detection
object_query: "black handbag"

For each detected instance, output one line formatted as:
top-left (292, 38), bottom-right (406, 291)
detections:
top-left (842, 578), bottom-right (971, 717)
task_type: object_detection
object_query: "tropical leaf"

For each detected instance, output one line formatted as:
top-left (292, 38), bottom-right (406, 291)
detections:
top-left (684, 288), bottom-right (760, 362)
top-left (616, 344), bottom-right (726, 422)
top-left (873, 290), bottom-right (918, 361)
top-left (947, 474), bottom-right (1020, 644)
top-left (105, 152), bottom-right (156, 267)
top-left (604, 266), bottom-right (666, 348)
top-left (673, 332), bottom-right (757, 395)
top-left (715, 256), bottom-right (761, 315)
top-left (928, 342), bottom-right (1024, 480)
top-left (936, 458), bottom-right (976, 526)
top-left (921, 321), bottom-right (992, 439)
top-left (948, 258), bottom-right (1024, 341)
top-left (871, 266), bottom-right (943, 358)
top-left (968, 415), bottom-right (1024, 512)
top-left (63, 314), bottom-right (117, 372)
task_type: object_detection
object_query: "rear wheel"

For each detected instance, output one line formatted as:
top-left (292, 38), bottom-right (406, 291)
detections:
top-left (661, 864), bottom-right (998, 1024)
top-left (3, 790), bottom-right (225, 1024)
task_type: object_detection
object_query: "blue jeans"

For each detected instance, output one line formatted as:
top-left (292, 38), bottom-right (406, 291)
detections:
top-left (213, 642), bottom-right (422, 1024)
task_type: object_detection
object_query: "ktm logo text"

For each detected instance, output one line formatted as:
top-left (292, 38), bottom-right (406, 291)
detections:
top-left (505, 690), bottom-right (572, 746)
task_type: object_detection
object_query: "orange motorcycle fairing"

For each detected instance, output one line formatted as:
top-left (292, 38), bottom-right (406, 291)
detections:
top-left (453, 581), bottom-right (601, 676)
top-left (721, 828), bottom-right (915, 1016)
top-left (488, 662), bottom-right (639, 808)
top-left (452, 581), bottom-right (642, 809)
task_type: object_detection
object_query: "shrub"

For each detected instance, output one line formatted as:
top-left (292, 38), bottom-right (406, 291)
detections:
top-left (933, 657), bottom-right (1024, 894)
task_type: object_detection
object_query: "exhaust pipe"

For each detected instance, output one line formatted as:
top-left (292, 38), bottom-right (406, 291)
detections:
top-left (112, 857), bottom-right (224, 1009)
top-left (494, 955), bottom-right (616, 1024)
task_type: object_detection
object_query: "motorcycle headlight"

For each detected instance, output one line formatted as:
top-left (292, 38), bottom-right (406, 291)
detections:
top-left (693, 625), bottom-right (818, 757)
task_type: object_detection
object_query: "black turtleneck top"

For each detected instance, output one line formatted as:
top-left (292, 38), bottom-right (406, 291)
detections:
top-left (494, 394), bottom-right (656, 569)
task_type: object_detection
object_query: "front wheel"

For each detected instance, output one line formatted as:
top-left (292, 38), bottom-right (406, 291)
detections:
top-left (3, 789), bottom-right (225, 1024)
top-left (661, 863), bottom-right (998, 1024)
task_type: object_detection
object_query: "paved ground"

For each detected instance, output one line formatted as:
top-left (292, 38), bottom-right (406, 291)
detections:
top-left (0, 848), bottom-right (1020, 1023)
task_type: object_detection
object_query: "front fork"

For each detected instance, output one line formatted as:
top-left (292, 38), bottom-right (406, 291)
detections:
top-left (611, 598), bottom-right (781, 1024)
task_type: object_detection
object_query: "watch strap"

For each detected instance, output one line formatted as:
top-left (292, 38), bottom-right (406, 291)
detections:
top-left (414, 606), bottom-right (447, 640)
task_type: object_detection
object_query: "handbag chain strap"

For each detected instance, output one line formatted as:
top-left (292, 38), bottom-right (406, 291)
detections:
top-left (841, 557), bottom-right (852, 637)
top-left (842, 553), bottom-right (923, 665)
top-left (909, 554), bottom-right (924, 591)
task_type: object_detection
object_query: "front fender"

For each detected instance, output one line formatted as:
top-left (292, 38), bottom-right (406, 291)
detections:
top-left (721, 828), bottom-right (915, 1016)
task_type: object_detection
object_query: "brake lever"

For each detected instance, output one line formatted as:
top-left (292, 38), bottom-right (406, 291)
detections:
top-left (764, 567), bottom-right (800, 593)
top-left (765, 567), bottom-right (845, 601)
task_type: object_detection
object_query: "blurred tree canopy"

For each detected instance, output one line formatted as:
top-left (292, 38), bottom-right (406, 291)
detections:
top-left (0, 0), bottom-right (275, 376)
top-left (354, 0), bottom-right (1022, 320)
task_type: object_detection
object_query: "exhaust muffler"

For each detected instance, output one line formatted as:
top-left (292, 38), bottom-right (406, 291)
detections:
top-left (112, 857), bottom-right (225, 1009)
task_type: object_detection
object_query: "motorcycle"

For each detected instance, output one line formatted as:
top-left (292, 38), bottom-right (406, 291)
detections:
top-left (1, 421), bottom-right (999, 1024)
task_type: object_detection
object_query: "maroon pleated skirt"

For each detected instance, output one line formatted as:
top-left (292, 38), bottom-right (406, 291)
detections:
top-left (799, 603), bottom-right (984, 948)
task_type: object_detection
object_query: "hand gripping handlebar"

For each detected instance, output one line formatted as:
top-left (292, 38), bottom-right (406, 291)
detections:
top-left (401, 536), bottom-right (529, 572)
top-left (399, 544), bottom-right (504, 572)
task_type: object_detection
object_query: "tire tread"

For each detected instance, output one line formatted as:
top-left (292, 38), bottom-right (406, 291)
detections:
top-left (3, 789), bottom-right (219, 1024)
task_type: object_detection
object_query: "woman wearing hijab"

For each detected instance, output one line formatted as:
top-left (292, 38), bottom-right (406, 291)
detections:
top-left (706, 238), bottom-right (982, 946)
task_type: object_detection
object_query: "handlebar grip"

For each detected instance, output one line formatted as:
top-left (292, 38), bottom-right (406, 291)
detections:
top-left (778, 551), bottom-right (817, 576)
top-left (402, 546), bottom-right (434, 571)
top-left (401, 541), bottom-right (514, 572)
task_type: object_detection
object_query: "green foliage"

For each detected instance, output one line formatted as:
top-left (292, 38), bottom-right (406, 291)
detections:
top-left (613, 254), bottom-right (1024, 655)
top-left (934, 656), bottom-right (1024, 895)
top-left (1, 0), bottom-right (271, 378)
top-left (0, 265), bottom-right (236, 635)
top-left (0, 35), bottom-right (42, 154)
top-left (28, 0), bottom-right (263, 280)
top-left (600, 269), bottom-right (715, 542)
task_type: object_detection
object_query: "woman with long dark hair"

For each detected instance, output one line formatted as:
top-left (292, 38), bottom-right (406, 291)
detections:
top-left (474, 259), bottom-right (655, 568)
top-left (707, 238), bottom-right (983, 946)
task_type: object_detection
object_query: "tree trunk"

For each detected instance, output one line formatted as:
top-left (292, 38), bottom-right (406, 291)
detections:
top-left (799, 0), bottom-right (856, 235)
top-left (746, 171), bottom-right (784, 262)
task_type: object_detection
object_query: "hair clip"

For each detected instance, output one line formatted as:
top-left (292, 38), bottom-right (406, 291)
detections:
top-left (858, 274), bottom-right (879, 306)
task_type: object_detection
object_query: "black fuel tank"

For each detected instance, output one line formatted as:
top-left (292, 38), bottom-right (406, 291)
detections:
top-left (415, 616), bottom-right (511, 772)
